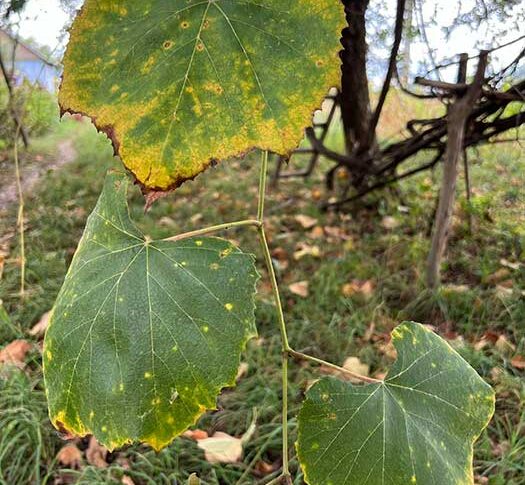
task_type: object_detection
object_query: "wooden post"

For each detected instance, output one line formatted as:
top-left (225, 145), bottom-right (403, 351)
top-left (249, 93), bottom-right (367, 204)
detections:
top-left (426, 51), bottom-right (488, 289)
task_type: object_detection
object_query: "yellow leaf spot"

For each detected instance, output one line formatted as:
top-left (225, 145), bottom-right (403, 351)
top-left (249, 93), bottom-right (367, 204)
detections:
top-left (195, 240), bottom-right (203, 246)
top-left (45, 350), bottom-right (53, 361)
top-left (119, 383), bottom-right (124, 392)
top-left (210, 263), bottom-right (219, 270)
top-left (225, 303), bottom-right (234, 311)
top-left (411, 476), bottom-right (417, 483)
top-left (151, 397), bottom-right (161, 405)
top-left (311, 442), bottom-right (319, 450)
top-left (202, 325), bottom-right (209, 333)
top-left (110, 84), bottom-right (119, 93)
top-left (181, 21), bottom-right (189, 29)
top-left (144, 372), bottom-right (153, 379)
top-left (102, 425), bottom-right (108, 432)
top-left (172, 345), bottom-right (178, 352)
top-left (89, 411), bottom-right (95, 419)
top-left (167, 416), bottom-right (175, 424)
top-left (163, 40), bottom-right (173, 50)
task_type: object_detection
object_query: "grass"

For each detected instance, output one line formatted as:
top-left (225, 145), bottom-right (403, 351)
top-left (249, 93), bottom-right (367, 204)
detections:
top-left (0, 97), bottom-right (524, 484)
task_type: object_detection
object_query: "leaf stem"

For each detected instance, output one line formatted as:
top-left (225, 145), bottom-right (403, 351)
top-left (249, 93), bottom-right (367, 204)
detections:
top-left (162, 219), bottom-right (261, 242)
top-left (287, 349), bottom-right (382, 384)
top-left (256, 151), bottom-right (291, 480)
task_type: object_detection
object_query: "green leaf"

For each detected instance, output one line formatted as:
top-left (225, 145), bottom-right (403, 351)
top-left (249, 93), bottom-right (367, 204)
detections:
top-left (297, 322), bottom-right (495, 485)
top-left (59, 0), bottom-right (344, 192)
top-left (43, 172), bottom-right (258, 450)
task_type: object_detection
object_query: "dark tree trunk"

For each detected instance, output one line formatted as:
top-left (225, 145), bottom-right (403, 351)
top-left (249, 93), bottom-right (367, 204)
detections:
top-left (340, 0), bottom-right (374, 156)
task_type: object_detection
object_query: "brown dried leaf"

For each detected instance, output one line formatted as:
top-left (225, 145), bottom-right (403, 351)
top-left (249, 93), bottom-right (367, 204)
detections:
top-left (341, 280), bottom-right (374, 300)
top-left (295, 214), bottom-right (318, 229)
top-left (510, 355), bottom-right (525, 369)
top-left (86, 436), bottom-right (108, 468)
top-left (293, 244), bottom-right (320, 260)
top-left (29, 310), bottom-right (52, 338)
top-left (484, 268), bottom-right (511, 285)
top-left (183, 429), bottom-right (209, 441)
top-left (56, 443), bottom-right (83, 469)
top-left (289, 281), bottom-right (309, 298)
top-left (0, 340), bottom-right (32, 367)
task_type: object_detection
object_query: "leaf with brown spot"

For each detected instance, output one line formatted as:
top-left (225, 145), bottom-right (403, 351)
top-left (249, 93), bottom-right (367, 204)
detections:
top-left (59, 0), bottom-right (345, 193)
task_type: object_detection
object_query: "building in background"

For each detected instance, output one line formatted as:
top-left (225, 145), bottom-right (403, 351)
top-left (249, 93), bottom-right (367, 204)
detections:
top-left (0, 28), bottom-right (59, 92)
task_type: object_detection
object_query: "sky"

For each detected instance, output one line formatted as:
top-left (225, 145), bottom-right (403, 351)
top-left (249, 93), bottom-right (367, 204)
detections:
top-left (7, 0), bottom-right (525, 82)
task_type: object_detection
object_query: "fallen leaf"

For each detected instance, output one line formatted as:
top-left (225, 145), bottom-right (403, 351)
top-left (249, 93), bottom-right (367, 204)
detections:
top-left (500, 258), bottom-right (521, 270)
top-left (159, 216), bottom-right (176, 227)
top-left (510, 355), bottom-right (525, 369)
top-left (381, 216), bottom-right (399, 230)
top-left (342, 357), bottom-right (370, 384)
top-left (254, 460), bottom-right (276, 476)
top-left (311, 188), bottom-right (323, 201)
top-left (29, 310), bottom-right (52, 337)
top-left (271, 247), bottom-right (288, 261)
top-left (0, 340), bottom-right (32, 367)
top-left (198, 432), bottom-right (243, 463)
top-left (494, 335), bottom-right (516, 355)
top-left (197, 415), bottom-right (256, 464)
top-left (293, 244), bottom-right (320, 260)
top-left (295, 214), bottom-right (318, 229)
top-left (187, 473), bottom-right (201, 485)
top-left (56, 443), bottom-right (83, 469)
top-left (86, 436), bottom-right (108, 468)
top-left (341, 280), bottom-right (374, 300)
top-left (484, 268), bottom-right (511, 285)
top-left (121, 476), bottom-right (135, 485)
top-left (289, 281), bottom-right (309, 298)
top-left (183, 429), bottom-right (209, 441)
top-left (308, 226), bottom-right (325, 239)
top-left (236, 362), bottom-right (249, 381)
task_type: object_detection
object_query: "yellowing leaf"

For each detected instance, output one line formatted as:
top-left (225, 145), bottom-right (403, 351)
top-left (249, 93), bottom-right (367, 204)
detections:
top-left (59, 0), bottom-right (345, 192)
top-left (43, 173), bottom-right (259, 451)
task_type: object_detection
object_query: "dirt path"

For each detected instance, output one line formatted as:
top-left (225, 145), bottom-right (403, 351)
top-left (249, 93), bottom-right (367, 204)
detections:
top-left (0, 139), bottom-right (77, 212)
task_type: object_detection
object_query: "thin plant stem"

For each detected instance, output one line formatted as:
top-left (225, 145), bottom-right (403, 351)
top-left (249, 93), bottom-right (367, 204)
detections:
top-left (256, 151), bottom-right (291, 480)
top-left (257, 151), bottom-right (268, 221)
top-left (163, 219), bottom-right (261, 242)
top-left (13, 126), bottom-right (25, 297)
top-left (287, 349), bottom-right (381, 384)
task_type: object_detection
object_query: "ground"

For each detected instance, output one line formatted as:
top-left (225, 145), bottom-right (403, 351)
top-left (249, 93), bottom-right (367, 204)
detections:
top-left (0, 102), bottom-right (524, 484)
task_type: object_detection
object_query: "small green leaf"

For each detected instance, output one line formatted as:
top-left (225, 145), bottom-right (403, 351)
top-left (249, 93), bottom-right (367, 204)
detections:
top-left (297, 322), bottom-right (495, 485)
top-left (59, 0), bottom-right (344, 192)
top-left (43, 172), bottom-right (258, 450)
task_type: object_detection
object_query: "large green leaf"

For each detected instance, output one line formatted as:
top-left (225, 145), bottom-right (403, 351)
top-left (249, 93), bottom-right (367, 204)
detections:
top-left (43, 172), bottom-right (258, 450)
top-left (297, 322), bottom-right (495, 485)
top-left (59, 0), bottom-right (344, 192)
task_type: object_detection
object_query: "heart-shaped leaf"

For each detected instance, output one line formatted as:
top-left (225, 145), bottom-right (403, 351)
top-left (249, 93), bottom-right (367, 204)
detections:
top-left (59, 0), bottom-right (344, 192)
top-left (297, 322), bottom-right (495, 485)
top-left (43, 172), bottom-right (258, 450)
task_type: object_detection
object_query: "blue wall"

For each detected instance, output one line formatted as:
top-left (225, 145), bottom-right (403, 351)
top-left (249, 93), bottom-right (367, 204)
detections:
top-left (14, 60), bottom-right (59, 92)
